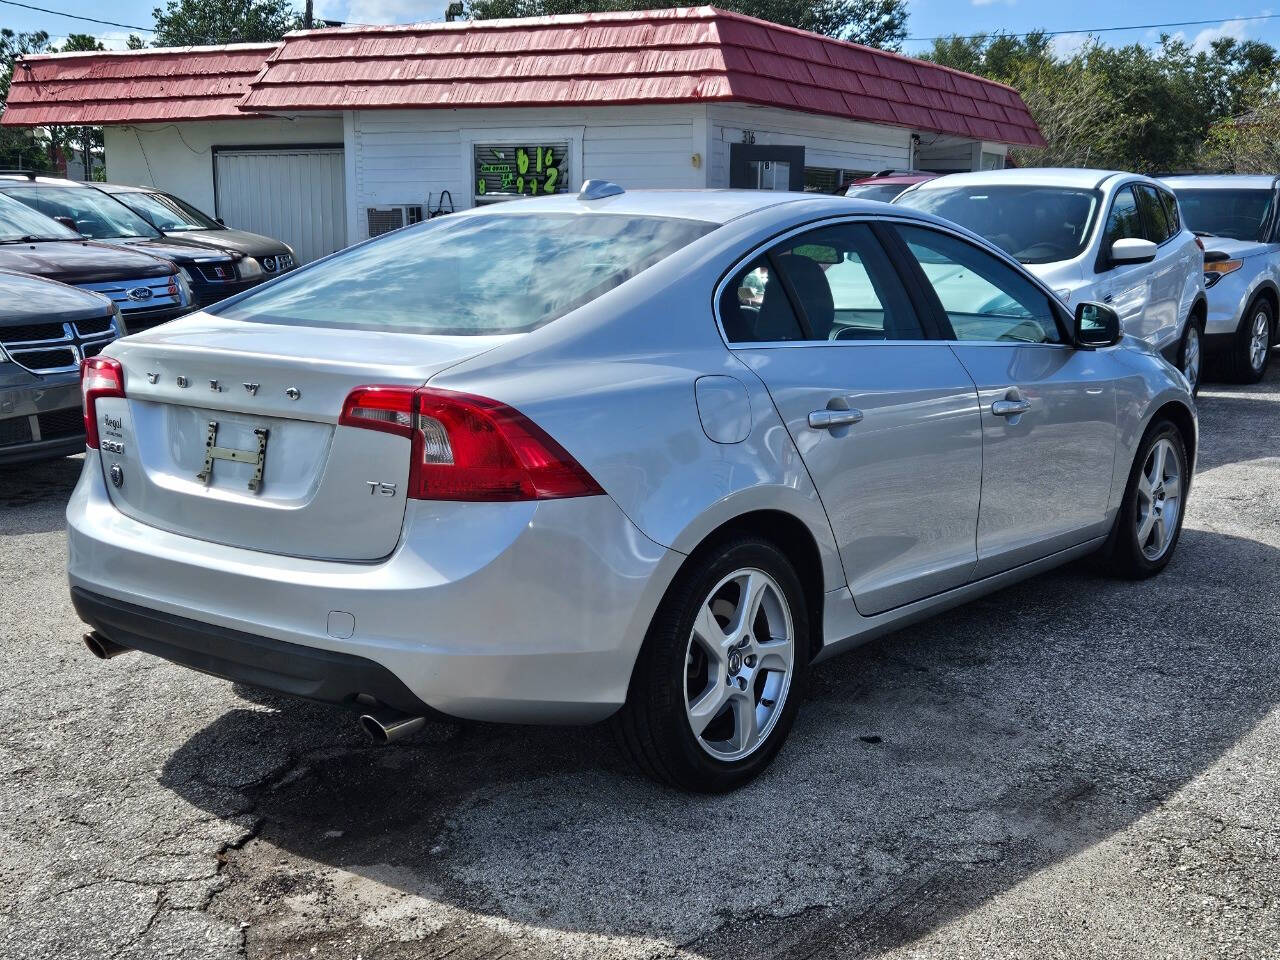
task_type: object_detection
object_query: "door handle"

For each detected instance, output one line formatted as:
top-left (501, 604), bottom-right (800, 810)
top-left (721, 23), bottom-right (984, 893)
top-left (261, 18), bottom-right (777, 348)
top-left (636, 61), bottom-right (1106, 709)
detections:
top-left (809, 409), bottom-right (864, 429)
top-left (991, 398), bottom-right (1032, 417)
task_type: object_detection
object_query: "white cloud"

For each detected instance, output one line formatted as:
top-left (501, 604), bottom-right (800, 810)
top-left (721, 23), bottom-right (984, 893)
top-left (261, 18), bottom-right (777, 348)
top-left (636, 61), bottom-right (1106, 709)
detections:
top-left (315, 0), bottom-right (448, 25)
top-left (1050, 31), bottom-right (1091, 58)
top-left (48, 31), bottom-right (139, 51)
top-left (1190, 18), bottom-right (1249, 52)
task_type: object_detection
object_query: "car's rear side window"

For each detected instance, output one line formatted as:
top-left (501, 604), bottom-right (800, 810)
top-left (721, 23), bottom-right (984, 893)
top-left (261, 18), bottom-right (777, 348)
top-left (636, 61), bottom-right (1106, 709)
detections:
top-left (214, 212), bottom-right (716, 335)
top-left (1135, 184), bottom-right (1174, 243)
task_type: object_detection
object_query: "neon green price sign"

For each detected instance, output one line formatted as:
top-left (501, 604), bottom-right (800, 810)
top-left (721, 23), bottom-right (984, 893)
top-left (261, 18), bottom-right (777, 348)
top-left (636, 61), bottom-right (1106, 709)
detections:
top-left (475, 143), bottom-right (567, 199)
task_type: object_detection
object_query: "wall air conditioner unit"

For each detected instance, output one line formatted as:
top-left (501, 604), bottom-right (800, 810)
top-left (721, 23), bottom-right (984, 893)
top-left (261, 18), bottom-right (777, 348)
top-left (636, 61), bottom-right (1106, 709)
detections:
top-left (366, 205), bottom-right (424, 238)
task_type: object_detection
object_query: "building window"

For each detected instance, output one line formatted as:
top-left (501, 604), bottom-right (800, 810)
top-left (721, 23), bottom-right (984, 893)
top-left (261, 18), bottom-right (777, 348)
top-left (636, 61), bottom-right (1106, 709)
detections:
top-left (980, 151), bottom-right (1005, 171)
top-left (804, 167), bottom-right (843, 193)
top-left (473, 142), bottom-right (569, 204)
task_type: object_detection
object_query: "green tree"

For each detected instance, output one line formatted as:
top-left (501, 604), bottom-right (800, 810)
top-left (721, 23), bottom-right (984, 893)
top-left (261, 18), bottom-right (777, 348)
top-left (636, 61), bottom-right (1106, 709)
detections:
top-left (152, 0), bottom-right (302, 46)
top-left (925, 30), bottom-right (1280, 173)
top-left (0, 29), bottom-right (54, 170)
top-left (48, 35), bottom-right (106, 178)
top-left (465, 0), bottom-right (909, 48)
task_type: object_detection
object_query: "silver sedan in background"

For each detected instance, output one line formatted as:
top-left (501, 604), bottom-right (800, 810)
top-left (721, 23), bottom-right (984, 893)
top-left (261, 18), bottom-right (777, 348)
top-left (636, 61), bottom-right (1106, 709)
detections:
top-left (1162, 174), bottom-right (1280, 382)
top-left (68, 186), bottom-right (1196, 792)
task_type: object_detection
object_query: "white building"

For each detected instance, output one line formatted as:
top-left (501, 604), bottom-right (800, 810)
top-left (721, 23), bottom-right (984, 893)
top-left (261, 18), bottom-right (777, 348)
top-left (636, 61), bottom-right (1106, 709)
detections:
top-left (3, 7), bottom-right (1043, 264)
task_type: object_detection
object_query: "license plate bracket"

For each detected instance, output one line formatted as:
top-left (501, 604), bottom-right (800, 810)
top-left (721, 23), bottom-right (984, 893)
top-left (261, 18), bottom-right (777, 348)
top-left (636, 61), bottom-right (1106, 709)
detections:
top-left (196, 419), bottom-right (269, 493)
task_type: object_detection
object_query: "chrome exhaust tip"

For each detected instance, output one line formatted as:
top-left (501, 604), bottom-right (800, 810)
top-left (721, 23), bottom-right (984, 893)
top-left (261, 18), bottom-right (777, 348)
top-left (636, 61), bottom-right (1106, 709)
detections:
top-left (83, 631), bottom-right (131, 660)
top-left (358, 709), bottom-right (427, 744)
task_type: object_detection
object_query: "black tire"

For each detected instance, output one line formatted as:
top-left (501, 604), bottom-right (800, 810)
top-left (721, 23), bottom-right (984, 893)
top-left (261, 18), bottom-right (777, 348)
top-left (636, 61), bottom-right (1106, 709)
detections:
top-left (614, 535), bottom-right (809, 792)
top-left (1223, 296), bottom-right (1274, 384)
top-left (1178, 317), bottom-right (1204, 395)
top-left (1101, 419), bottom-right (1189, 580)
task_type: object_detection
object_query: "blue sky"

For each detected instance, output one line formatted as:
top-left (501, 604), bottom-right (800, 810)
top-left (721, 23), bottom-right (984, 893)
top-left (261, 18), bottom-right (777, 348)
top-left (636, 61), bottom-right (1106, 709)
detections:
top-left (3, 0), bottom-right (1279, 54)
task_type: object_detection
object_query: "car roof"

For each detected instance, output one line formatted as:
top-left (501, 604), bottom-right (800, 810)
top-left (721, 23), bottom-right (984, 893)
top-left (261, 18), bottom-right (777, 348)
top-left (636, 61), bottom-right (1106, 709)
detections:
top-left (459, 189), bottom-right (848, 225)
top-left (1161, 174), bottom-right (1280, 190)
top-left (0, 174), bottom-right (88, 187)
top-left (908, 167), bottom-right (1150, 192)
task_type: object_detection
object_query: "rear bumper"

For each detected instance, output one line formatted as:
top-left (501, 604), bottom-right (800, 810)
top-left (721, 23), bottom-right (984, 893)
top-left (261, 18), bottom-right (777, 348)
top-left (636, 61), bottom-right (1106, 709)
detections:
top-left (66, 450), bottom-right (682, 723)
top-left (0, 373), bottom-right (84, 465)
top-left (73, 587), bottom-right (435, 715)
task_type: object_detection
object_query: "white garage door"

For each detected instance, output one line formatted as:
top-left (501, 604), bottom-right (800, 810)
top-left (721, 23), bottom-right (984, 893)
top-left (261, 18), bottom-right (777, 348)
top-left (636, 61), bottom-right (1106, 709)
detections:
top-left (214, 147), bottom-right (346, 264)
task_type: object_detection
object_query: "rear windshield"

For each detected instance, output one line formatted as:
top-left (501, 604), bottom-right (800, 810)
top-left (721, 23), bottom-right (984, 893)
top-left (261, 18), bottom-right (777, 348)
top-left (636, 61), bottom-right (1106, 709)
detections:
top-left (214, 212), bottom-right (716, 335)
top-left (844, 183), bottom-right (911, 203)
top-left (1168, 187), bottom-right (1273, 242)
top-left (0, 192), bottom-right (79, 242)
top-left (895, 185), bottom-right (1101, 264)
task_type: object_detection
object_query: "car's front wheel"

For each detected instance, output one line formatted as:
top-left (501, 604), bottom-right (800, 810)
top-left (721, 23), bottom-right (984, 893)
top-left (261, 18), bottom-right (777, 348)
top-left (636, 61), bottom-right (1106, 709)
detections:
top-left (1224, 297), bottom-right (1274, 384)
top-left (615, 536), bottom-right (808, 792)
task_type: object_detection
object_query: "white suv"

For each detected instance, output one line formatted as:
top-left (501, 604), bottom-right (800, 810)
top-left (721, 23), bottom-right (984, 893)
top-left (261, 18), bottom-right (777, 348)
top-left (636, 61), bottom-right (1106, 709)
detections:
top-left (896, 169), bottom-right (1208, 391)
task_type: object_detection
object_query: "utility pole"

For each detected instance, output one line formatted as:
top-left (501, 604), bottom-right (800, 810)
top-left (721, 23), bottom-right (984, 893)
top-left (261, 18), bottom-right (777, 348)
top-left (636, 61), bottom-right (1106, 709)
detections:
top-left (304, 0), bottom-right (314, 29)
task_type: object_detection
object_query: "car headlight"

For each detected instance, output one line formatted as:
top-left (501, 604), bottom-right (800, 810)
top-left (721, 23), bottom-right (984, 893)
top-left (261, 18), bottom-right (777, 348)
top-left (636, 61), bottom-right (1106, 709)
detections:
top-left (238, 256), bottom-right (263, 279)
top-left (1204, 258), bottom-right (1242, 289)
top-left (179, 265), bottom-right (198, 285)
top-left (175, 270), bottom-right (193, 304)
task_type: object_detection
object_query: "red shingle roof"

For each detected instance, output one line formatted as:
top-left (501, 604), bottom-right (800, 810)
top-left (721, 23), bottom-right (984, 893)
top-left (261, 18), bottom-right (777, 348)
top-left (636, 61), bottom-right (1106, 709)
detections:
top-left (2, 43), bottom-right (276, 126)
top-left (238, 7), bottom-right (1042, 146)
top-left (1, 8), bottom-right (1044, 147)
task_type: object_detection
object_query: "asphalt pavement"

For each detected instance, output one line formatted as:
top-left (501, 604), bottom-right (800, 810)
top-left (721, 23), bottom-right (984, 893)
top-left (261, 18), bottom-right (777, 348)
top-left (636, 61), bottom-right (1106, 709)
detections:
top-left (1, 363), bottom-right (1277, 959)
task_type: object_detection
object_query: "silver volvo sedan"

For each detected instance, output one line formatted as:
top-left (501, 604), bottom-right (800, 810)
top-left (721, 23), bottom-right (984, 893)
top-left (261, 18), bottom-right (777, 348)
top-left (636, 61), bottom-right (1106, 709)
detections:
top-left (69, 185), bottom-right (1197, 792)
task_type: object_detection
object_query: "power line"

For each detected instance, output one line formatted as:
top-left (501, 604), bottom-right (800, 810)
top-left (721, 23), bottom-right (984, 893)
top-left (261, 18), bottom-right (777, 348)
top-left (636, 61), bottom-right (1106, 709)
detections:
top-left (0, 0), bottom-right (153, 32)
top-left (907, 12), bottom-right (1280, 43)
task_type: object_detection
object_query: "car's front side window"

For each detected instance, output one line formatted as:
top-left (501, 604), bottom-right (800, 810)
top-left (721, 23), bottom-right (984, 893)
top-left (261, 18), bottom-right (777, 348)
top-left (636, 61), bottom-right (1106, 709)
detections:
top-left (1102, 186), bottom-right (1143, 250)
top-left (894, 224), bottom-right (1062, 344)
top-left (1135, 185), bottom-right (1173, 244)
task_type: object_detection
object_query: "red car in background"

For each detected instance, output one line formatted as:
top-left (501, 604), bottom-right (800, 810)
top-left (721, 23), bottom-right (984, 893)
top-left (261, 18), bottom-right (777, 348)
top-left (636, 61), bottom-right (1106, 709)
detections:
top-left (839, 170), bottom-right (939, 202)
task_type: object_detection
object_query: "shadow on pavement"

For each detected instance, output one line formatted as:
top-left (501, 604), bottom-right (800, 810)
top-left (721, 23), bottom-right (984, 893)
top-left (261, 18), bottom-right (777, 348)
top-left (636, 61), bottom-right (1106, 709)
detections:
top-left (159, 526), bottom-right (1280, 957)
top-left (0, 455), bottom-right (83, 535)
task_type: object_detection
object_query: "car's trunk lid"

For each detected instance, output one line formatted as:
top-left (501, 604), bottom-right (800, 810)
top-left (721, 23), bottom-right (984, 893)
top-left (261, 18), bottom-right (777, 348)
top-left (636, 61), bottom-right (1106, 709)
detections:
top-left (96, 315), bottom-right (509, 561)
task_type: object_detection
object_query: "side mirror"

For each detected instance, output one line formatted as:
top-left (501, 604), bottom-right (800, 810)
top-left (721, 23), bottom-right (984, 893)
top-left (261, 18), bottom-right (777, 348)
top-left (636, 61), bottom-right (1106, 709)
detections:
top-left (53, 215), bottom-right (77, 231)
top-left (1110, 237), bottom-right (1157, 265)
top-left (1074, 301), bottom-right (1122, 349)
top-left (215, 217), bottom-right (225, 226)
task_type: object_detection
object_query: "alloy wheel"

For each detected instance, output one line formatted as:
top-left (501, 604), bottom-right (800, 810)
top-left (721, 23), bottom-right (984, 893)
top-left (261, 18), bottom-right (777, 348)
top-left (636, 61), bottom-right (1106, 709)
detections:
top-left (1182, 324), bottom-right (1201, 389)
top-left (683, 567), bottom-right (795, 762)
top-left (1249, 309), bottom-right (1270, 373)
top-left (1135, 437), bottom-right (1183, 561)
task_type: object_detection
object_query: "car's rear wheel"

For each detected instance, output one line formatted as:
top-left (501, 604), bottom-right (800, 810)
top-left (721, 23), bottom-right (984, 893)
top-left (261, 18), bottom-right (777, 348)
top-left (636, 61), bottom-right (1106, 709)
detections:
top-left (1101, 419), bottom-right (1189, 580)
top-left (615, 536), bottom-right (808, 792)
top-left (1223, 297), bottom-right (1273, 384)
top-left (1178, 319), bottom-right (1203, 394)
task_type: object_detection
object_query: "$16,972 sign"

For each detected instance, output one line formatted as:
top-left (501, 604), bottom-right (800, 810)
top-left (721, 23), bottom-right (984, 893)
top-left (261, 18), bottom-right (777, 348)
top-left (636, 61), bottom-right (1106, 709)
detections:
top-left (474, 143), bottom-right (568, 199)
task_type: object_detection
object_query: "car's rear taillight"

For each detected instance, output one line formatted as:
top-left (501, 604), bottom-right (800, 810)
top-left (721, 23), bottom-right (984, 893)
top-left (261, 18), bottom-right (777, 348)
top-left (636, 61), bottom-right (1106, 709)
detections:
top-left (80, 356), bottom-right (125, 449)
top-left (340, 385), bottom-right (604, 502)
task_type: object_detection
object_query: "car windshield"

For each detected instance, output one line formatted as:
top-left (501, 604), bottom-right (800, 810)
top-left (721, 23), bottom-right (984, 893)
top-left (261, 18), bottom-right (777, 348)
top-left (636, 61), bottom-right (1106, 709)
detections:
top-left (214, 212), bottom-right (717, 335)
top-left (1168, 187), bottom-right (1273, 242)
top-left (0, 191), bottom-right (80, 242)
top-left (844, 183), bottom-right (911, 203)
top-left (0, 184), bottom-right (163, 240)
top-left (895, 185), bottom-right (1101, 264)
top-left (119, 191), bottom-right (222, 232)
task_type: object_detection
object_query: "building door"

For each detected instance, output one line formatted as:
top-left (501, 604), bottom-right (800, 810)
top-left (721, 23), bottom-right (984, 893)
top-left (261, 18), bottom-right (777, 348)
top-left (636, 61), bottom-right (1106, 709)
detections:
top-left (214, 147), bottom-right (347, 264)
top-left (729, 144), bottom-right (805, 191)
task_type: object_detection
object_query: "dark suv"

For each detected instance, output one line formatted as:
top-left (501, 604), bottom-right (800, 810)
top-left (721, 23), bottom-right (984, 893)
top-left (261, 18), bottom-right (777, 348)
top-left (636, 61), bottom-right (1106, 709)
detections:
top-left (96, 183), bottom-right (298, 278)
top-left (0, 194), bottom-right (186, 463)
top-left (0, 174), bottom-right (265, 309)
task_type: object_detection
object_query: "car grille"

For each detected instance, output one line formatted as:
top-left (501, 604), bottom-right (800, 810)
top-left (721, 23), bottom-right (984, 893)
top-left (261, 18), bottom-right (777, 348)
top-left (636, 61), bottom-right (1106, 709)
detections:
top-left (194, 262), bottom-right (238, 283)
top-left (79, 275), bottom-right (187, 317)
top-left (260, 253), bottom-right (296, 273)
top-left (0, 311), bottom-right (120, 375)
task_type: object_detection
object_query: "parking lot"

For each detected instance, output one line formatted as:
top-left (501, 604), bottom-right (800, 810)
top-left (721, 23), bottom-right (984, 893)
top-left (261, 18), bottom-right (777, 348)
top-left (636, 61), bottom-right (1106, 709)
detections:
top-left (0, 364), bottom-right (1276, 960)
